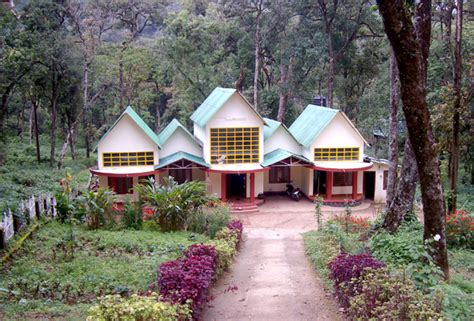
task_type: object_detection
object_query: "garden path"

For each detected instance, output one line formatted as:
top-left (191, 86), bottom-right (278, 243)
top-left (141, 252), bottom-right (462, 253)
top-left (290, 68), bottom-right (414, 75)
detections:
top-left (202, 196), bottom-right (375, 320)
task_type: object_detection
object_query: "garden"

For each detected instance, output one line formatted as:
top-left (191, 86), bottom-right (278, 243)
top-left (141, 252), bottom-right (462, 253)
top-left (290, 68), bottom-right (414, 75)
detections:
top-left (305, 202), bottom-right (474, 320)
top-left (0, 173), bottom-right (243, 320)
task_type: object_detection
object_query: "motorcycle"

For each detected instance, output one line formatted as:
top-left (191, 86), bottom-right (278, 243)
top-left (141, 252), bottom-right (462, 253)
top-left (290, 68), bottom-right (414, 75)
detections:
top-left (286, 183), bottom-right (302, 201)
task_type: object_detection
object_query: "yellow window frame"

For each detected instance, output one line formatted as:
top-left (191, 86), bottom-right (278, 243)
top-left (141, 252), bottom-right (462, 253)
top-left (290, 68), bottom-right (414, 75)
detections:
top-left (314, 147), bottom-right (359, 161)
top-left (210, 127), bottom-right (260, 164)
top-left (102, 151), bottom-right (154, 167)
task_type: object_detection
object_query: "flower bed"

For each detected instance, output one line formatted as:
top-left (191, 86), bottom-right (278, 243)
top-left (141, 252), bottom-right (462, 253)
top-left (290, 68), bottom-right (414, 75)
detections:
top-left (87, 220), bottom-right (244, 320)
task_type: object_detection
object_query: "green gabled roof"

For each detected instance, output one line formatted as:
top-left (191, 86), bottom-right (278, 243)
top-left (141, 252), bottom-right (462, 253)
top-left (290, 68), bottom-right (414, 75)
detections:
top-left (262, 148), bottom-right (312, 167)
top-left (158, 119), bottom-right (201, 146)
top-left (289, 105), bottom-right (338, 148)
top-left (190, 87), bottom-right (267, 127)
top-left (95, 106), bottom-right (161, 150)
top-left (263, 117), bottom-right (302, 145)
top-left (155, 151), bottom-right (209, 169)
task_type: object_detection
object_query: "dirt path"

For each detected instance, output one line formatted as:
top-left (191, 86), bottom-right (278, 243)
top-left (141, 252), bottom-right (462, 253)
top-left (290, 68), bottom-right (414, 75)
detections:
top-left (201, 197), bottom-right (352, 321)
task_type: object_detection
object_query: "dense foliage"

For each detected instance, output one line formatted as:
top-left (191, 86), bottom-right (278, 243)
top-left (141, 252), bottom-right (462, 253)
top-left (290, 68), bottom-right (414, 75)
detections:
top-left (445, 210), bottom-right (474, 249)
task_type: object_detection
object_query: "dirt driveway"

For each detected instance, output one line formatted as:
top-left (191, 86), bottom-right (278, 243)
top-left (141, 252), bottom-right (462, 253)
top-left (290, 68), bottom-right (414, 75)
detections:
top-left (200, 196), bottom-right (374, 321)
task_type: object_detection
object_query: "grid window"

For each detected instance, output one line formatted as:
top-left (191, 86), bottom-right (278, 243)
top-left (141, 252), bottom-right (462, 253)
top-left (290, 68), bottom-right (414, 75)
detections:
top-left (333, 172), bottom-right (353, 187)
top-left (210, 127), bottom-right (260, 164)
top-left (108, 177), bottom-right (133, 194)
top-left (269, 167), bottom-right (290, 183)
top-left (314, 147), bottom-right (359, 161)
top-left (103, 151), bottom-right (154, 167)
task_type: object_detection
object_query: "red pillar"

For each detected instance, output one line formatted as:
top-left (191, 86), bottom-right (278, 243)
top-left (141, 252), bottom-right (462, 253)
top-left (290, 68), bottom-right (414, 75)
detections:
top-left (221, 173), bottom-right (227, 202)
top-left (326, 171), bottom-right (333, 200)
top-left (352, 171), bottom-right (358, 199)
top-left (250, 173), bottom-right (255, 203)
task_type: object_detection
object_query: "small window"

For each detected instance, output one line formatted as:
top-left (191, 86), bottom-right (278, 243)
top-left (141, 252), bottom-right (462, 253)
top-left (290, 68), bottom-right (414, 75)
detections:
top-left (169, 169), bottom-right (192, 184)
top-left (139, 175), bottom-right (155, 185)
top-left (333, 172), bottom-right (353, 187)
top-left (108, 177), bottom-right (133, 194)
top-left (383, 170), bottom-right (388, 190)
top-left (269, 167), bottom-right (290, 184)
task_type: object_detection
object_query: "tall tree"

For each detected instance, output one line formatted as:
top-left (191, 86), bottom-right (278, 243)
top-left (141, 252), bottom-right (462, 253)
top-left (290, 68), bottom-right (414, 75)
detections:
top-left (448, 0), bottom-right (463, 211)
top-left (377, 0), bottom-right (449, 279)
top-left (386, 48), bottom-right (399, 207)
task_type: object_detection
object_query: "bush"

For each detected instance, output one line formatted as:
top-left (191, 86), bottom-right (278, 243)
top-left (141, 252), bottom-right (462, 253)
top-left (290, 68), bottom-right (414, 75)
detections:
top-left (328, 253), bottom-right (384, 307)
top-left (348, 268), bottom-right (443, 320)
top-left (436, 282), bottom-right (474, 320)
top-left (445, 210), bottom-right (474, 249)
top-left (86, 293), bottom-right (191, 321)
top-left (207, 239), bottom-right (237, 277)
top-left (157, 244), bottom-right (216, 317)
top-left (304, 231), bottom-right (341, 286)
top-left (226, 220), bottom-right (243, 248)
top-left (370, 221), bottom-right (442, 288)
top-left (122, 201), bottom-right (143, 230)
top-left (187, 205), bottom-right (230, 238)
top-left (329, 215), bottom-right (370, 234)
top-left (136, 177), bottom-right (216, 232)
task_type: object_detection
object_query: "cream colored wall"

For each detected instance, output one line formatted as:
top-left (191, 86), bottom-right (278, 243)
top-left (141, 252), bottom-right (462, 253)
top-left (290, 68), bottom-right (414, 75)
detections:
top-left (160, 128), bottom-right (202, 158)
top-left (304, 113), bottom-right (365, 162)
top-left (204, 93), bottom-right (264, 164)
top-left (208, 172), bottom-right (222, 198)
top-left (192, 169), bottom-right (206, 181)
top-left (245, 172), bottom-right (264, 197)
top-left (264, 126), bottom-right (301, 155)
top-left (97, 114), bottom-right (159, 169)
top-left (301, 168), bottom-right (313, 196)
top-left (371, 163), bottom-right (389, 203)
top-left (332, 171), bottom-right (363, 195)
top-left (263, 166), bottom-right (305, 192)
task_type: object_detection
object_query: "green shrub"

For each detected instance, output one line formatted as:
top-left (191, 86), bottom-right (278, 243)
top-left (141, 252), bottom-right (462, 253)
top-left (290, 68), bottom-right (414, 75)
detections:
top-left (76, 188), bottom-right (115, 229)
top-left (86, 293), bottom-right (191, 321)
top-left (207, 239), bottom-right (237, 276)
top-left (370, 221), bottom-right (442, 288)
top-left (348, 268), bottom-right (443, 320)
top-left (122, 201), bottom-right (142, 230)
top-left (215, 227), bottom-right (238, 248)
top-left (187, 204), bottom-right (231, 238)
top-left (141, 220), bottom-right (161, 231)
top-left (436, 283), bottom-right (474, 320)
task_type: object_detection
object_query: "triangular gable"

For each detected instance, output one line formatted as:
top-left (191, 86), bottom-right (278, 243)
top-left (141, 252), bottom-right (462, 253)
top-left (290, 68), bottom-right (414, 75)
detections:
top-left (155, 151), bottom-right (209, 169)
top-left (95, 106), bottom-right (161, 150)
top-left (190, 87), bottom-right (267, 127)
top-left (158, 119), bottom-right (201, 147)
top-left (263, 117), bottom-right (301, 145)
top-left (262, 148), bottom-right (312, 167)
top-left (289, 105), bottom-right (368, 148)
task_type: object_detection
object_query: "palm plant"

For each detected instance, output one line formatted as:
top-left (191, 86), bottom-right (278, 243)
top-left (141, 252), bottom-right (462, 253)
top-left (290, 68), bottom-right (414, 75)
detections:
top-left (136, 176), bottom-right (215, 231)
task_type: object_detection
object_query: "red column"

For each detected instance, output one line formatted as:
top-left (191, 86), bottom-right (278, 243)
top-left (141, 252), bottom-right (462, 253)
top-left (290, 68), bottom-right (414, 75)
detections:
top-left (352, 171), bottom-right (358, 199)
top-left (326, 171), bottom-right (333, 200)
top-left (250, 173), bottom-right (255, 204)
top-left (221, 173), bottom-right (227, 202)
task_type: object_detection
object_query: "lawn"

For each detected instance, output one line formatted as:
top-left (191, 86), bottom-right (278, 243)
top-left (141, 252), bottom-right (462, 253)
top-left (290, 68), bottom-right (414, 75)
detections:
top-left (0, 221), bottom-right (209, 320)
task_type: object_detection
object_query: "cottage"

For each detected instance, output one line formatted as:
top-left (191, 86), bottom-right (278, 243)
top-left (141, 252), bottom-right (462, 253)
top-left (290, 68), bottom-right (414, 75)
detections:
top-left (90, 87), bottom-right (390, 209)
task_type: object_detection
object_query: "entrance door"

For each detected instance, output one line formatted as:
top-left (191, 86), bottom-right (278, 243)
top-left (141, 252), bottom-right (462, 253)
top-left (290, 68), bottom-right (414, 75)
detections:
top-left (363, 171), bottom-right (375, 200)
top-left (313, 170), bottom-right (327, 195)
top-left (227, 174), bottom-right (246, 199)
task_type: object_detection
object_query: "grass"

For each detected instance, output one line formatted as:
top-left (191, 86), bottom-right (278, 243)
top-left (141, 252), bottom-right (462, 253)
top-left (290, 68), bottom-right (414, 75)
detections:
top-left (0, 221), bottom-right (209, 320)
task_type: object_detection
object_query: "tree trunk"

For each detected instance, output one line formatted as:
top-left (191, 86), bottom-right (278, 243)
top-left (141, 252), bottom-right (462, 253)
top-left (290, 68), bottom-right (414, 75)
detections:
top-left (378, 0), bottom-right (449, 280)
top-left (119, 48), bottom-right (125, 110)
top-left (28, 102), bottom-right (34, 145)
top-left (253, 12), bottom-right (261, 110)
top-left (50, 69), bottom-right (59, 167)
top-left (32, 99), bottom-right (41, 164)
top-left (448, 0), bottom-right (463, 212)
top-left (0, 83), bottom-right (15, 134)
top-left (383, 138), bottom-right (417, 231)
top-left (386, 48), bottom-right (399, 207)
top-left (277, 57), bottom-right (295, 123)
top-left (235, 64), bottom-right (245, 93)
top-left (83, 60), bottom-right (91, 159)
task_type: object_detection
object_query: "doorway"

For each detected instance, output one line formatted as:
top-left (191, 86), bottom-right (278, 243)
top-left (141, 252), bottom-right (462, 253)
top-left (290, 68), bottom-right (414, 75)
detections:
top-left (363, 171), bottom-right (375, 200)
top-left (313, 170), bottom-right (327, 195)
top-left (227, 174), bottom-right (246, 199)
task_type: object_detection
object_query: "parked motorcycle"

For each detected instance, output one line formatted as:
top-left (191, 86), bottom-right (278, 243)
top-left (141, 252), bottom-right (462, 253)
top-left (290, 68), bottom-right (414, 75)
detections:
top-left (286, 184), bottom-right (302, 201)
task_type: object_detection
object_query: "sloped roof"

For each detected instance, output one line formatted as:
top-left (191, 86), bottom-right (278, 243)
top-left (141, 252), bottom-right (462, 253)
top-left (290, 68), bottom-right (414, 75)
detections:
top-left (96, 106), bottom-right (161, 150)
top-left (289, 105), bottom-right (338, 148)
top-left (158, 118), bottom-right (201, 146)
top-left (155, 151), bottom-right (209, 169)
top-left (262, 148), bottom-right (312, 167)
top-left (263, 117), bottom-right (302, 145)
top-left (190, 87), bottom-right (266, 127)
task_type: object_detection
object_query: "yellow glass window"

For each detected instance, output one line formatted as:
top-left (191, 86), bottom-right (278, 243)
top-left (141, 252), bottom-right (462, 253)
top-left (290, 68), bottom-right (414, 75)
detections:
top-left (103, 151), bottom-right (154, 167)
top-left (314, 147), bottom-right (359, 161)
top-left (210, 127), bottom-right (260, 164)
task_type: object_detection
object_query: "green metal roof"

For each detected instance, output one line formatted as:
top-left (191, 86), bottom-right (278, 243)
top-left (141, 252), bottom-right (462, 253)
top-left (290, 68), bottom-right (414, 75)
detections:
top-left (289, 105), bottom-right (338, 148)
top-left (190, 87), bottom-right (236, 127)
top-left (263, 118), bottom-right (280, 139)
top-left (155, 151), bottom-right (209, 169)
top-left (262, 148), bottom-right (312, 167)
top-left (158, 118), bottom-right (201, 146)
top-left (95, 106), bottom-right (161, 150)
top-left (190, 87), bottom-right (267, 127)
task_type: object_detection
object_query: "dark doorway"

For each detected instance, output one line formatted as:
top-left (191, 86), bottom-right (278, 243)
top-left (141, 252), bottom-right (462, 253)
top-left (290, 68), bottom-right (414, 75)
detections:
top-left (313, 170), bottom-right (327, 195)
top-left (363, 171), bottom-right (376, 200)
top-left (227, 174), bottom-right (246, 199)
